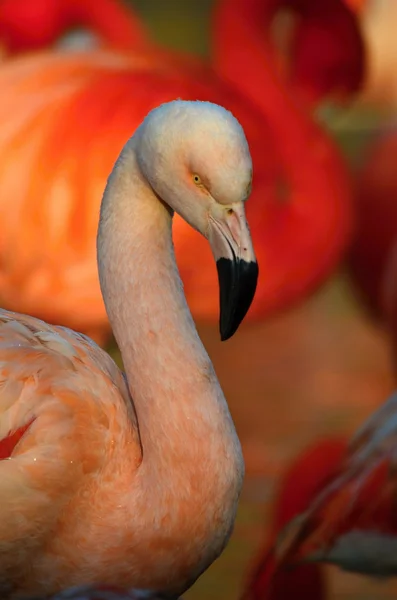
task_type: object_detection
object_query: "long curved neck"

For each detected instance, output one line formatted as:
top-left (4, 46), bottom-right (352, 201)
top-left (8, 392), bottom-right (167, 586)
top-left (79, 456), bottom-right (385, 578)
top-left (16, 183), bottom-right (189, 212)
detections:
top-left (213, 0), bottom-right (324, 197)
top-left (66, 0), bottom-right (149, 50)
top-left (212, 0), bottom-right (315, 172)
top-left (97, 141), bottom-right (243, 490)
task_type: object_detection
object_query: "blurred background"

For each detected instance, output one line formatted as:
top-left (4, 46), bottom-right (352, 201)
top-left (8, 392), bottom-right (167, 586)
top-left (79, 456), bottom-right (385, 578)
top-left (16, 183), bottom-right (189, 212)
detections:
top-left (2, 0), bottom-right (397, 597)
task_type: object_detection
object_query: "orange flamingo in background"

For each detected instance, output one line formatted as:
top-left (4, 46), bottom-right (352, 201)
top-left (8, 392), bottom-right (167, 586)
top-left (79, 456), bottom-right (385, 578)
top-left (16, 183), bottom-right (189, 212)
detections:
top-left (259, 390), bottom-right (397, 584)
top-left (0, 0), bottom-right (149, 54)
top-left (213, 0), bottom-right (365, 110)
top-left (0, 1), bottom-right (353, 342)
top-left (241, 438), bottom-right (347, 600)
top-left (0, 0), bottom-right (366, 109)
top-left (0, 100), bottom-right (258, 597)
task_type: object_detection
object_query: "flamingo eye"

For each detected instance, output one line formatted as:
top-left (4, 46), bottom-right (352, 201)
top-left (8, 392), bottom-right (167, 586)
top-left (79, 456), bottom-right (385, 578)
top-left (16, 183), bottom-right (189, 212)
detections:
top-left (192, 174), bottom-right (202, 186)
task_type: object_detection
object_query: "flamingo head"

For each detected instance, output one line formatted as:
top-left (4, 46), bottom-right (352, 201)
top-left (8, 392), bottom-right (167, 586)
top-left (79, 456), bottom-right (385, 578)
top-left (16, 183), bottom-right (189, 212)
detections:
top-left (135, 100), bottom-right (258, 340)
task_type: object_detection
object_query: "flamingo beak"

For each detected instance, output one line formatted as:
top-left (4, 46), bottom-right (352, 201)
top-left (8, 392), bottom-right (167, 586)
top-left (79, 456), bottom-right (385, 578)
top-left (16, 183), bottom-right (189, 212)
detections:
top-left (208, 202), bottom-right (258, 341)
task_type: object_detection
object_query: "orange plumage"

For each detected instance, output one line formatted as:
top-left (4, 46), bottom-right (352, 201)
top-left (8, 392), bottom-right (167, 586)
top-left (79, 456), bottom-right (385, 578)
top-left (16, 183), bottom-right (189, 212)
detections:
top-left (0, 1), bottom-right (353, 341)
top-left (0, 418), bottom-right (34, 460)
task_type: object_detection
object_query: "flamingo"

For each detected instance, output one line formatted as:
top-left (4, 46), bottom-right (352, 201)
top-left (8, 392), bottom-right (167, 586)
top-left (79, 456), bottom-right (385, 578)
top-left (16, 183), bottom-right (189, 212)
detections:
top-left (258, 390), bottom-right (397, 582)
top-left (0, 5), bottom-right (352, 342)
top-left (241, 438), bottom-right (347, 599)
top-left (0, 99), bottom-right (258, 598)
top-left (212, 0), bottom-right (365, 110)
top-left (0, 0), bottom-right (149, 54)
top-left (0, 0), bottom-right (365, 109)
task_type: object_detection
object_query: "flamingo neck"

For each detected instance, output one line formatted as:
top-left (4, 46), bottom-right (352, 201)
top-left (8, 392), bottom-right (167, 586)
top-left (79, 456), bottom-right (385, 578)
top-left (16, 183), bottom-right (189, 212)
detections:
top-left (212, 0), bottom-right (317, 166)
top-left (97, 140), bottom-right (244, 539)
top-left (66, 0), bottom-right (149, 50)
top-left (212, 0), bottom-right (325, 215)
top-left (213, 0), bottom-right (364, 113)
top-left (212, 0), bottom-right (288, 102)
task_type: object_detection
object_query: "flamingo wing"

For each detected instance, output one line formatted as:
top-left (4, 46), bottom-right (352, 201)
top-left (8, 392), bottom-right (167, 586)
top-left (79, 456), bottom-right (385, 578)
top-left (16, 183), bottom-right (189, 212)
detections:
top-left (0, 309), bottom-right (141, 591)
top-left (272, 392), bottom-right (397, 577)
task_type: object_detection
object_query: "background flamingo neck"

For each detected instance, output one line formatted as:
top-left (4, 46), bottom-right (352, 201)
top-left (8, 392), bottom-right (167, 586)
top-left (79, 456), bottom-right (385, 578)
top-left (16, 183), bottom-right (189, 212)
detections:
top-left (97, 142), bottom-right (243, 486)
top-left (212, 0), bottom-right (318, 177)
top-left (213, 0), bottom-right (276, 88)
top-left (66, 0), bottom-right (149, 50)
top-left (213, 0), bottom-right (364, 112)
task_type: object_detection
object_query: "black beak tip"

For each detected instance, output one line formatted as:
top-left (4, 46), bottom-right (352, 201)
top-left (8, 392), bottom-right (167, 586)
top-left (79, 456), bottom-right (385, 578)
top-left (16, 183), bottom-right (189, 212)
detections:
top-left (220, 329), bottom-right (232, 343)
top-left (219, 315), bottom-right (241, 342)
top-left (216, 258), bottom-right (258, 342)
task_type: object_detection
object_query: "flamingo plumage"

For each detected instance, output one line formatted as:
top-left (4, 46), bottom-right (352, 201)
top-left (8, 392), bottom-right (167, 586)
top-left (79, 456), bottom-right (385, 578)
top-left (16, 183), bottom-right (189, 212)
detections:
top-left (263, 391), bottom-right (397, 580)
top-left (0, 0), bottom-right (365, 108)
top-left (213, 0), bottom-right (365, 110)
top-left (0, 99), bottom-right (258, 598)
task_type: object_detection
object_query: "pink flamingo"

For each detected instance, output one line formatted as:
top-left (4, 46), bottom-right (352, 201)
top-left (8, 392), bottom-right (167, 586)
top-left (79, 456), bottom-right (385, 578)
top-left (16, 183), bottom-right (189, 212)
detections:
top-left (0, 100), bottom-right (258, 597)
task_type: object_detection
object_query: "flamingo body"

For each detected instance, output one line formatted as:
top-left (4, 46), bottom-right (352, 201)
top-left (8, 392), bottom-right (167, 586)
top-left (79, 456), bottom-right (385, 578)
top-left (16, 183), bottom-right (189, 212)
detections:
top-left (0, 99), bottom-right (257, 598)
top-left (0, 309), bottom-right (144, 595)
top-left (0, 418), bottom-right (33, 459)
